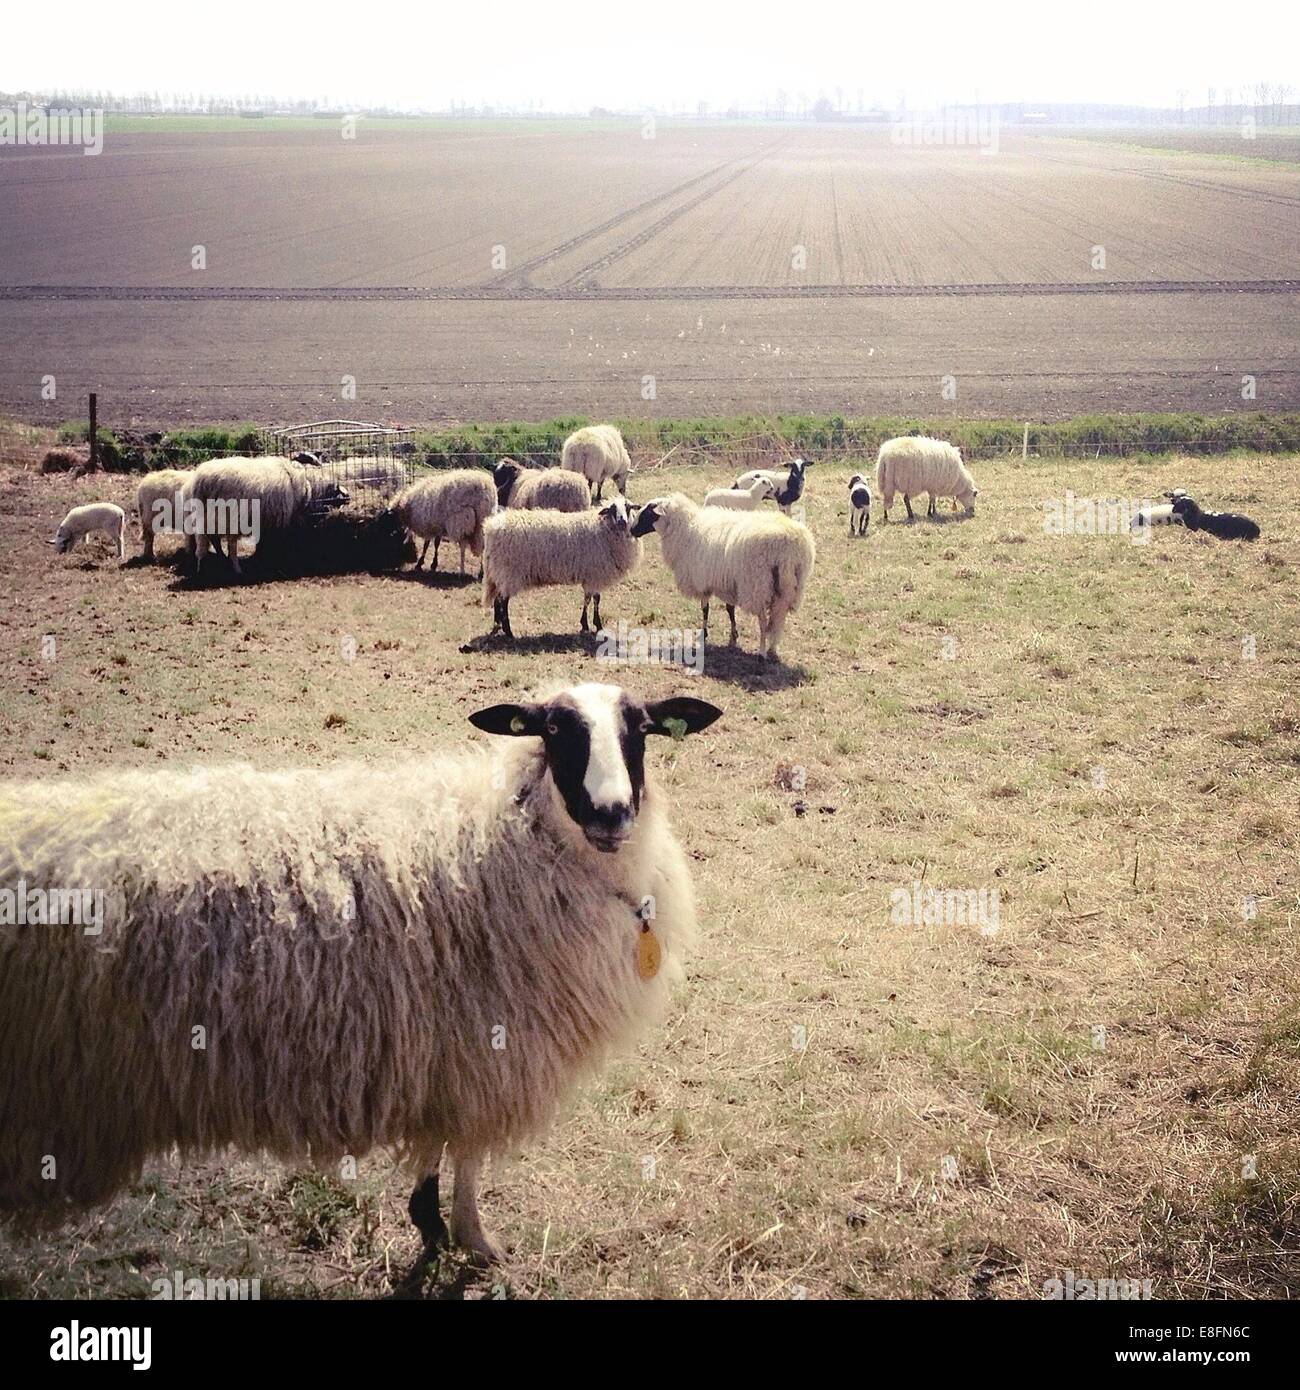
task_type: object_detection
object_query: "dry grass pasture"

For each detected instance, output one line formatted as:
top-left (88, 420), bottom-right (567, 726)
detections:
top-left (2, 122), bottom-right (1297, 422)
top-left (1, 427), bottom-right (1297, 1299)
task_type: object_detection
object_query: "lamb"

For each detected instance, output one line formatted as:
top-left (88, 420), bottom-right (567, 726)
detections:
top-left (561, 424), bottom-right (632, 501)
top-left (390, 470), bottom-right (496, 574)
top-left (735, 461), bottom-right (811, 515)
top-left (135, 468), bottom-right (192, 561)
top-left (493, 459), bottom-right (590, 512)
top-left (481, 498), bottom-right (641, 638)
top-left (1130, 503), bottom-right (1180, 531)
top-left (1170, 495), bottom-right (1260, 541)
top-left (848, 474), bottom-right (871, 535)
top-left (0, 681), bottom-right (723, 1264)
top-left (876, 437), bottom-right (978, 521)
top-left (47, 503), bottom-right (126, 560)
top-left (703, 478), bottom-right (775, 510)
top-left (631, 493), bottom-right (816, 660)
top-left (187, 456), bottom-right (348, 575)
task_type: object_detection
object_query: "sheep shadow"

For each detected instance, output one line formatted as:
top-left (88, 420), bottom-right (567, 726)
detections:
top-left (459, 630), bottom-right (602, 658)
top-left (387, 566), bottom-right (480, 591)
top-left (384, 1250), bottom-right (490, 1302)
top-left (699, 642), bottom-right (810, 691)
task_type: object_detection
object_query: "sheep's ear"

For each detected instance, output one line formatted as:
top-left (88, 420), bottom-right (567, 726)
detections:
top-left (469, 702), bottom-right (545, 737)
top-left (645, 697), bottom-right (723, 739)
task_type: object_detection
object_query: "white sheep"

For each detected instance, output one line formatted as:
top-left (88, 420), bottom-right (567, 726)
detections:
top-left (848, 474), bottom-right (871, 536)
top-left (481, 498), bottom-right (642, 638)
top-left (876, 437), bottom-right (978, 521)
top-left (0, 681), bottom-right (723, 1263)
top-left (390, 470), bottom-right (496, 574)
top-left (561, 425), bottom-right (632, 501)
top-left (734, 460), bottom-right (810, 515)
top-left (703, 478), bottom-right (775, 510)
top-left (630, 494), bottom-right (816, 660)
top-left (187, 457), bottom-right (348, 575)
top-left (493, 459), bottom-right (590, 512)
top-left (47, 503), bottom-right (126, 561)
top-left (135, 469), bottom-right (192, 561)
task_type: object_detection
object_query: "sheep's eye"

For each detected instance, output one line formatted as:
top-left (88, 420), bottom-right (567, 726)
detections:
top-left (639, 718), bottom-right (654, 734)
top-left (546, 721), bottom-right (559, 736)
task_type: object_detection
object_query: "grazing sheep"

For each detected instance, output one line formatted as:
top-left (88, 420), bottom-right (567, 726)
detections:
top-left (631, 494), bottom-right (816, 660)
top-left (1170, 496), bottom-right (1261, 541)
top-left (561, 425), bottom-right (632, 501)
top-left (187, 457), bottom-right (348, 575)
top-left (0, 681), bottom-right (723, 1262)
top-left (135, 468), bottom-right (191, 561)
top-left (390, 470), bottom-right (496, 574)
top-left (876, 437), bottom-right (978, 521)
top-left (848, 474), bottom-right (871, 536)
top-left (481, 498), bottom-right (641, 638)
top-left (493, 459), bottom-right (590, 512)
top-left (47, 503), bottom-right (126, 560)
top-left (703, 478), bottom-right (775, 510)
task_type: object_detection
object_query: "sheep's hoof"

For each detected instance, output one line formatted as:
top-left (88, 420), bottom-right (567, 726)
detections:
top-left (454, 1229), bottom-right (503, 1267)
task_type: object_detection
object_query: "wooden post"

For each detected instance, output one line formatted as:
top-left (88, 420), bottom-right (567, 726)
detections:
top-left (88, 392), bottom-right (99, 471)
top-left (1022, 421), bottom-right (1029, 460)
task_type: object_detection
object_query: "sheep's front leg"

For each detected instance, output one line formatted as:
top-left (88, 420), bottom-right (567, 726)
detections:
top-left (431, 538), bottom-right (440, 573)
top-left (408, 1159), bottom-right (449, 1257)
top-left (227, 534), bottom-right (241, 576)
top-left (415, 536), bottom-right (431, 570)
top-left (458, 542), bottom-right (467, 575)
top-left (700, 600), bottom-right (710, 639)
top-left (580, 594), bottom-right (591, 632)
top-left (451, 1152), bottom-right (502, 1264)
top-left (904, 494), bottom-right (914, 521)
top-left (726, 604), bottom-right (738, 644)
top-left (593, 480), bottom-right (604, 503)
top-left (494, 597), bottom-right (514, 639)
top-left (591, 593), bottom-right (603, 631)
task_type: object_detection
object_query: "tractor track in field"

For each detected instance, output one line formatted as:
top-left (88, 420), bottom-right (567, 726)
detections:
top-left (485, 143), bottom-right (771, 289)
top-left (3, 280), bottom-right (1298, 302)
top-left (555, 135), bottom-right (792, 288)
top-left (1030, 149), bottom-right (1300, 209)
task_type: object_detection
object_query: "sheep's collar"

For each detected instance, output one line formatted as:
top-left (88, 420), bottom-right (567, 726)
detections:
top-left (512, 767), bottom-right (662, 982)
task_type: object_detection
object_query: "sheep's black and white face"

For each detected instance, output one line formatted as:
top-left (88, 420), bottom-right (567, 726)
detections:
top-left (470, 683), bottom-right (722, 852)
top-left (629, 500), bottom-right (666, 538)
top-left (598, 497), bottom-right (633, 532)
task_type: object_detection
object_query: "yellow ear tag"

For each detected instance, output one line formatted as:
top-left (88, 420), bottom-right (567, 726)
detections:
top-left (636, 922), bottom-right (662, 980)
top-left (661, 716), bottom-right (688, 742)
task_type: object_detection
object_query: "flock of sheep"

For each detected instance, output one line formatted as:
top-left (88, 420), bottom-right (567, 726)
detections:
top-left (45, 427), bottom-right (985, 663)
top-left (12, 421), bottom-right (1266, 1272)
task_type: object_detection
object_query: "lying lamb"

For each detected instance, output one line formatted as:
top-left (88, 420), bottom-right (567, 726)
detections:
top-left (1170, 496), bottom-right (1261, 541)
top-left (0, 681), bottom-right (722, 1264)
top-left (47, 503), bottom-right (126, 560)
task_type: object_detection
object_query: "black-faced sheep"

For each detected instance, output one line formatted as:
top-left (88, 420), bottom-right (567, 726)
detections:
top-left (631, 493), bottom-right (816, 661)
top-left (561, 425), bottom-right (632, 501)
top-left (493, 459), bottom-right (590, 512)
top-left (390, 470), bottom-right (496, 574)
top-left (1170, 496), bottom-right (1261, 541)
top-left (0, 682), bottom-right (723, 1264)
top-left (481, 498), bottom-right (641, 638)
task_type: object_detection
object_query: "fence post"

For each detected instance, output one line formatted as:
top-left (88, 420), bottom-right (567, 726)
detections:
top-left (1022, 422), bottom-right (1029, 460)
top-left (88, 392), bottom-right (99, 471)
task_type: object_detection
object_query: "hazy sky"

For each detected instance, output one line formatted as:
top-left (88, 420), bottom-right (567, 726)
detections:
top-left (5, 0), bottom-right (1296, 111)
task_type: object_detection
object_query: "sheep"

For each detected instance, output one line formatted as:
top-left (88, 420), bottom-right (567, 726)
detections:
top-left (322, 456), bottom-right (407, 498)
top-left (848, 474), bottom-right (871, 536)
top-left (703, 478), bottom-right (775, 510)
top-left (876, 437), bottom-right (978, 521)
top-left (1130, 503), bottom-right (1180, 531)
top-left (493, 459), bottom-right (590, 513)
top-left (135, 468), bottom-right (192, 561)
top-left (561, 424), bottom-right (632, 501)
top-left (480, 498), bottom-right (641, 639)
top-left (187, 456), bottom-right (348, 575)
top-left (1170, 495), bottom-right (1261, 541)
top-left (389, 470), bottom-right (496, 574)
top-left (773, 458), bottom-right (810, 515)
top-left (630, 493), bottom-right (816, 660)
top-left (47, 503), bottom-right (126, 560)
top-left (734, 467), bottom-right (788, 492)
top-left (0, 681), bottom-right (724, 1263)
